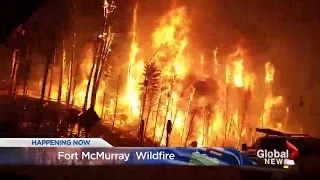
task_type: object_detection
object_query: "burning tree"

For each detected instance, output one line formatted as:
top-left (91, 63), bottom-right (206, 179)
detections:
top-left (35, 29), bottom-right (58, 132)
top-left (83, 0), bottom-right (115, 110)
top-left (13, 2), bottom-right (298, 146)
top-left (6, 25), bottom-right (28, 95)
top-left (101, 64), bottom-right (112, 118)
top-left (47, 47), bottom-right (56, 98)
top-left (159, 75), bottom-right (176, 144)
top-left (66, 0), bottom-right (77, 105)
top-left (57, 40), bottom-right (65, 103)
top-left (139, 60), bottom-right (161, 145)
top-left (26, 0), bottom-right (71, 132)
top-left (203, 102), bottom-right (214, 146)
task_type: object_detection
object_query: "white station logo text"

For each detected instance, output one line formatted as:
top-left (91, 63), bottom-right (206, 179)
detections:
top-left (256, 149), bottom-right (291, 165)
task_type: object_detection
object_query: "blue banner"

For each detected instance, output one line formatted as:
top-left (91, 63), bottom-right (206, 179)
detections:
top-left (0, 147), bottom-right (256, 166)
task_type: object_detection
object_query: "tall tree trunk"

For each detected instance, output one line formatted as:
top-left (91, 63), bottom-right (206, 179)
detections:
top-left (160, 77), bottom-right (175, 143)
top-left (58, 41), bottom-right (65, 103)
top-left (112, 73), bottom-right (121, 131)
top-left (34, 49), bottom-right (53, 132)
top-left (181, 88), bottom-right (195, 144)
top-left (184, 111), bottom-right (196, 146)
top-left (83, 58), bottom-right (96, 110)
top-left (89, 0), bottom-right (115, 109)
top-left (90, 38), bottom-right (105, 108)
top-left (101, 81), bottom-right (108, 118)
top-left (71, 62), bottom-right (79, 105)
top-left (48, 48), bottom-right (56, 98)
top-left (237, 110), bottom-right (246, 149)
top-left (152, 92), bottom-right (163, 142)
top-left (23, 49), bottom-right (31, 97)
top-left (139, 76), bottom-right (148, 145)
top-left (90, 60), bottom-right (103, 108)
top-left (143, 102), bottom-right (153, 139)
top-left (90, 37), bottom-right (112, 109)
top-left (66, 36), bottom-right (74, 105)
top-left (159, 94), bottom-right (172, 144)
top-left (70, 3), bottom-right (78, 105)
top-left (237, 89), bottom-right (251, 148)
top-left (67, 0), bottom-right (76, 105)
top-left (10, 50), bottom-right (20, 95)
top-left (171, 91), bottom-right (183, 126)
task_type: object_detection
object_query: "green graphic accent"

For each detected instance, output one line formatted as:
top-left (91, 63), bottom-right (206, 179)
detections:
top-left (189, 152), bottom-right (220, 166)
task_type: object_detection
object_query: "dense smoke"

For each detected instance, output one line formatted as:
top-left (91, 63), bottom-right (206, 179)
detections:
top-left (193, 78), bottom-right (219, 101)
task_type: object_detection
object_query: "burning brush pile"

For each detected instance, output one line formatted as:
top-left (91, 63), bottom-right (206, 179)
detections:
top-left (17, 3), bottom-right (293, 147)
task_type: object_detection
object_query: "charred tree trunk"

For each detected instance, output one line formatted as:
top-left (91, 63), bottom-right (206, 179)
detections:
top-left (10, 50), bottom-right (20, 95)
top-left (57, 41), bottom-right (65, 103)
top-left (89, 39), bottom-right (104, 109)
top-left (48, 48), bottom-right (56, 98)
top-left (71, 62), bottom-right (79, 105)
top-left (139, 120), bottom-right (145, 146)
top-left (171, 91), bottom-right (183, 126)
top-left (237, 89), bottom-right (251, 148)
top-left (101, 82), bottom-right (108, 118)
top-left (23, 49), bottom-right (31, 97)
top-left (139, 76), bottom-right (148, 145)
top-left (153, 91), bottom-right (163, 142)
top-left (237, 109), bottom-right (246, 148)
top-left (83, 0), bottom-right (115, 110)
top-left (181, 88), bottom-right (195, 144)
top-left (66, 42), bottom-right (74, 105)
top-left (8, 25), bottom-right (26, 95)
top-left (140, 60), bottom-right (161, 143)
top-left (66, 24), bottom-right (76, 105)
top-left (68, 0), bottom-right (76, 105)
top-left (83, 57), bottom-right (96, 110)
top-left (112, 73), bottom-right (121, 131)
top-left (160, 94), bottom-right (171, 143)
top-left (166, 120), bottom-right (172, 147)
top-left (143, 102), bottom-right (152, 139)
top-left (90, 34), bottom-right (113, 109)
top-left (166, 132), bottom-right (170, 147)
top-left (89, 60), bottom-right (102, 108)
top-left (203, 103), bottom-right (212, 146)
top-left (100, 65), bottom-right (111, 117)
top-left (184, 111), bottom-right (196, 147)
top-left (160, 77), bottom-right (175, 143)
top-left (34, 48), bottom-right (54, 132)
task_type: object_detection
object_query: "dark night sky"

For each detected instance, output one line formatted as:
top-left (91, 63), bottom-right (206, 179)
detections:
top-left (191, 0), bottom-right (320, 89)
top-left (1, 0), bottom-right (320, 134)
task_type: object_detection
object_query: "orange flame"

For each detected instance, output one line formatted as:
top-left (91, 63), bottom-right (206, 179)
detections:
top-left (20, 6), bottom-right (298, 147)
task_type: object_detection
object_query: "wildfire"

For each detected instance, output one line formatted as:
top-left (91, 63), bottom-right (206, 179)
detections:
top-left (152, 7), bottom-right (189, 79)
top-left (123, 2), bottom-right (141, 119)
top-left (265, 62), bottom-right (275, 84)
top-left (20, 4), bottom-right (297, 147)
top-left (233, 60), bottom-right (244, 87)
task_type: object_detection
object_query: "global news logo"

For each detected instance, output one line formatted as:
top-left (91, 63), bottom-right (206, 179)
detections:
top-left (256, 140), bottom-right (299, 167)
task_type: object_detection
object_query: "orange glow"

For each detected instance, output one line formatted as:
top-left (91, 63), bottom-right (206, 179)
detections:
top-left (18, 6), bottom-right (296, 147)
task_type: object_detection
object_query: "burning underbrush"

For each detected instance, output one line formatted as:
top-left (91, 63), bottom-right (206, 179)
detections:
top-left (15, 4), bottom-right (297, 147)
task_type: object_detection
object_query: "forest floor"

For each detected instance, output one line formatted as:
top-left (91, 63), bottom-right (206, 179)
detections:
top-left (0, 94), bottom-right (158, 147)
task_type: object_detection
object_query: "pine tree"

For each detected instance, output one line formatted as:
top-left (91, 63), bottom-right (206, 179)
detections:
top-left (139, 60), bottom-right (161, 145)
